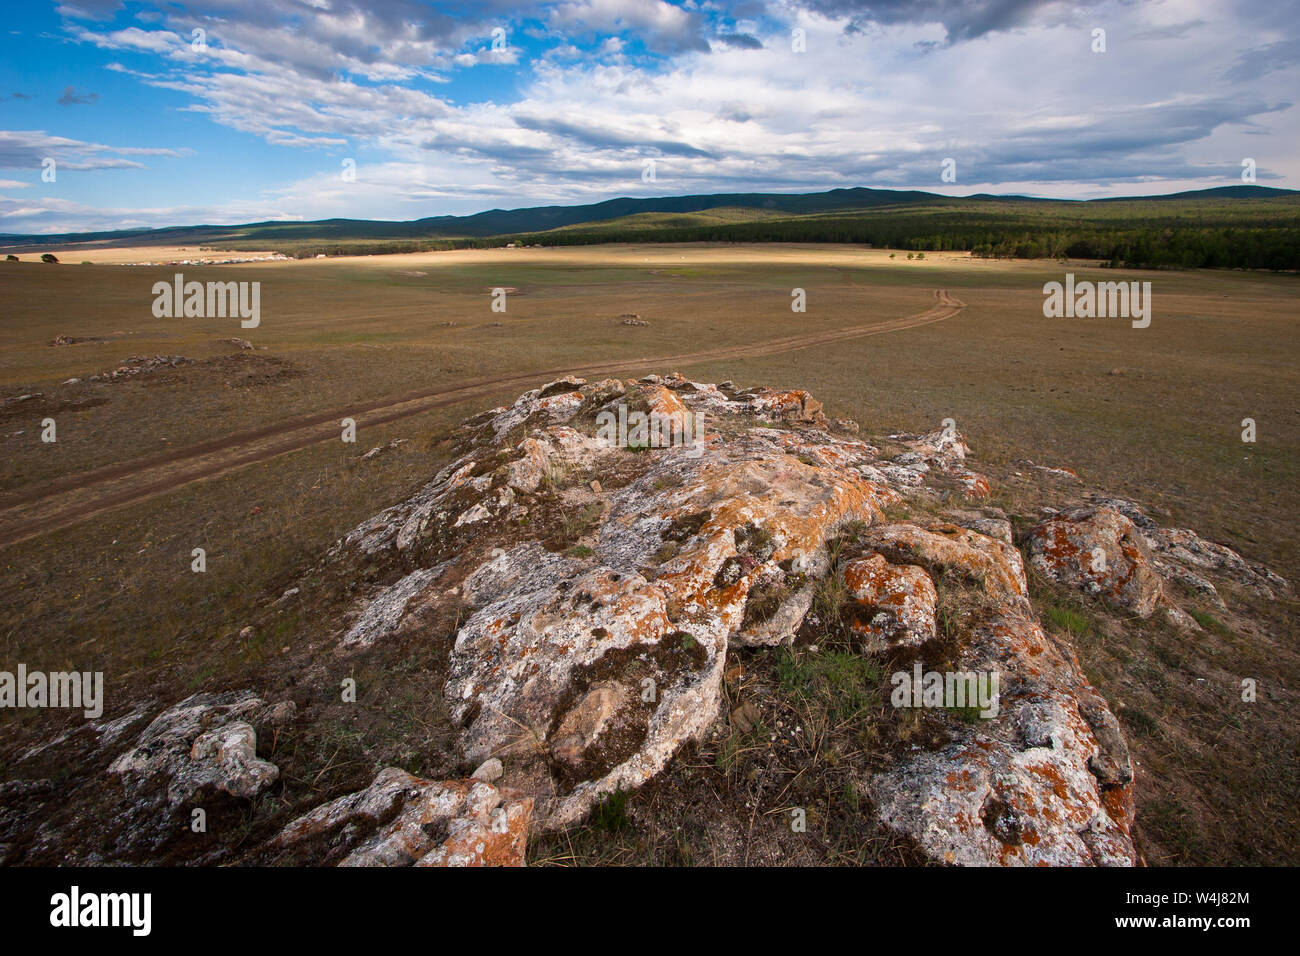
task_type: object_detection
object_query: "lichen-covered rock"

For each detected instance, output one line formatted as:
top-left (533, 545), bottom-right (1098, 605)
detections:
top-left (341, 565), bottom-right (444, 647)
top-left (270, 767), bottom-right (531, 867)
top-left (842, 553), bottom-right (937, 646)
top-left (1149, 526), bottom-right (1289, 596)
top-left (324, 376), bottom-right (908, 830)
top-left (108, 691), bottom-right (284, 809)
top-left (890, 425), bottom-right (970, 465)
top-left (1026, 497), bottom-right (1289, 629)
top-left (305, 375), bottom-right (1142, 864)
top-left (864, 521), bottom-right (1029, 603)
top-left (871, 612), bottom-right (1136, 866)
top-left (505, 436), bottom-right (551, 493)
top-left (945, 508), bottom-right (1013, 544)
top-left (1027, 507), bottom-right (1164, 617)
top-left (747, 388), bottom-right (824, 423)
top-left (445, 542), bottom-right (725, 830)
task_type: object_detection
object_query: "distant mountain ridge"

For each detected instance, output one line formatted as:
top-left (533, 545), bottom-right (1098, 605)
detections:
top-left (3, 184), bottom-right (1296, 249)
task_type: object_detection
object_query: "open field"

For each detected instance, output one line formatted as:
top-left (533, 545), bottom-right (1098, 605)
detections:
top-left (7, 186), bottom-right (1298, 270)
top-left (1, 243), bottom-right (1296, 865)
top-left (0, 245), bottom-right (285, 265)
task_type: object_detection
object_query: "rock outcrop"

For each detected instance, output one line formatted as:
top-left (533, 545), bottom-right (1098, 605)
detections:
top-left (270, 768), bottom-right (531, 867)
top-left (300, 373), bottom-right (1140, 864)
top-left (869, 609), bottom-right (1136, 865)
top-left (82, 373), bottom-right (1284, 867)
top-left (1027, 500), bottom-right (1288, 626)
top-left (842, 553), bottom-right (937, 647)
top-left (1027, 507), bottom-right (1165, 617)
top-left (108, 691), bottom-right (289, 810)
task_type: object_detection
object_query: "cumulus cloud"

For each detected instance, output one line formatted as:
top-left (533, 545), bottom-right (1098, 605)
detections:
top-left (549, 0), bottom-right (713, 53)
top-left (789, 0), bottom-right (1083, 43)
top-left (5, 0), bottom-right (1295, 231)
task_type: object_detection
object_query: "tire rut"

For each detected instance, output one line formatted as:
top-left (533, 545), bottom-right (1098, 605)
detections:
top-left (0, 290), bottom-right (964, 548)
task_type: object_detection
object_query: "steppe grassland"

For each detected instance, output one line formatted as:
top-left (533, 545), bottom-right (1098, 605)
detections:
top-left (0, 246), bottom-right (1294, 834)
top-left (4, 242), bottom-right (1291, 567)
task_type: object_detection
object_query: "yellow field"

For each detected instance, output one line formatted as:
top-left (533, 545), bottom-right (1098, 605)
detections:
top-left (4, 244), bottom-right (285, 265)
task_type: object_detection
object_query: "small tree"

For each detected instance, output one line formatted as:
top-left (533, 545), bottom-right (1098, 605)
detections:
top-left (4, 255), bottom-right (17, 262)
top-left (41, 253), bottom-right (59, 264)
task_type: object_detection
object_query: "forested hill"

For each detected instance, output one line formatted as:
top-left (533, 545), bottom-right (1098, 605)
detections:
top-left (502, 190), bottom-right (1300, 270)
top-left (3, 185), bottom-right (1297, 270)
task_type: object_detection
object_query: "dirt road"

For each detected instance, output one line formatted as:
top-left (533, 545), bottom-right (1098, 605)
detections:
top-left (0, 290), bottom-right (964, 548)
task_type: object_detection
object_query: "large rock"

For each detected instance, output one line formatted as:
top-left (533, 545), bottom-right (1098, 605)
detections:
top-left (310, 375), bottom-right (1136, 863)
top-left (1025, 498), bottom-right (1289, 630)
top-left (1027, 507), bottom-right (1163, 617)
top-left (864, 521), bottom-right (1029, 604)
top-left (870, 611), bottom-right (1136, 865)
top-left (440, 415), bottom-right (899, 828)
top-left (842, 553), bottom-right (937, 646)
top-left (108, 691), bottom-right (286, 809)
top-left (444, 543), bottom-right (726, 830)
top-left (270, 768), bottom-right (532, 867)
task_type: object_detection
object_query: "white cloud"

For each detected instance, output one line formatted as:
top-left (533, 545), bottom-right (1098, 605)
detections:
top-left (71, 24), bottom-right (183, 53)
top-left (550, 0), bottom-right (713, 53)
top-left (0, 130), bottom-right (187, 171)
top-left (13, 0), bottom-right (1298, 232)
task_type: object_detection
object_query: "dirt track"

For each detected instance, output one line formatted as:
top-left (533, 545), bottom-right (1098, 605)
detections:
top-left (0, 290), bottom-right (964, 548)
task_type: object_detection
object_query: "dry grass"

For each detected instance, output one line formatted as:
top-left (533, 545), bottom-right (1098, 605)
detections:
top-left (0, 243), bottom-right (1295, 865)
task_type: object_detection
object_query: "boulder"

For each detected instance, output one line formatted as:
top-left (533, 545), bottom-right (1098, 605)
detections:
top-left (108, 691), bottom-right (283, 809)
top-left (271, 768), bottom-right (531, 867)
top-left (871, 610), bottom-right (1136, 866)
top-left (301, 376), bottom-right (1140, 865)
top-left (842, 553), bottom-right (937, 646)
top-left (864, 522), bottom-right (1029, 603)
top-left (1027, 507), bottom-right (1163, 617)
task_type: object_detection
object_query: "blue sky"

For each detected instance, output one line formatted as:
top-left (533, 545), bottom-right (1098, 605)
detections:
top-left (2, 0), bottom-right (1297, 234)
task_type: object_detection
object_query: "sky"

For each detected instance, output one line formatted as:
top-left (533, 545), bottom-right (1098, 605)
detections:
top-left (0, 0), bottom-right (1297, 234)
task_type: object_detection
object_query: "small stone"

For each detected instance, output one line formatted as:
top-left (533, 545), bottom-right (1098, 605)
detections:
top-left (730, 701), bottom-right (762, 734)
top-left (264, 701), bottom-right (297, 727)
top-left (472, 758), bottom-right (504, 783)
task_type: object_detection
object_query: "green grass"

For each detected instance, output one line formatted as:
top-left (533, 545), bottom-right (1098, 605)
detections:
top-left (775, 647), bottom-right (882, 722)
top-left (1188, 608), bottom-right (1231, 635)
top-left (590, 789), bottom-right (631, 833)
top-left (1042, 603), bottom-right (1092, 636)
